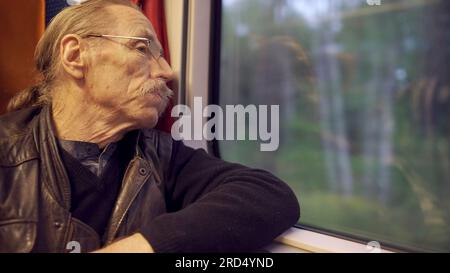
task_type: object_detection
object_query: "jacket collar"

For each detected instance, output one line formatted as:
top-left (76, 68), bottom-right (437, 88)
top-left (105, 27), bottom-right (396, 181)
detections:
top-left (35, 104), bottom-right (72, 209)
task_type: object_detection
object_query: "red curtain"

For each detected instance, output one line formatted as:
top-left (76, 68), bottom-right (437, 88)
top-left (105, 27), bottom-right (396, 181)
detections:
top-left (131, 0), bottom-right (175, 133)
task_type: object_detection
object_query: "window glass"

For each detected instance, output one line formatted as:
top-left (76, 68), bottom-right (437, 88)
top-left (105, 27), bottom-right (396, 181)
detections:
top-left (218, 0), bottom-right (450, 251)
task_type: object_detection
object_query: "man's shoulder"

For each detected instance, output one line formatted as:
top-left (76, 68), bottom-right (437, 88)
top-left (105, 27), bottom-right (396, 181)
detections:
top-left (139, 128), bottom-right (173, 150)
top-left (0, 107), bottom-right (40, 167)
top-left (0, 107), bottom-right (41, 139)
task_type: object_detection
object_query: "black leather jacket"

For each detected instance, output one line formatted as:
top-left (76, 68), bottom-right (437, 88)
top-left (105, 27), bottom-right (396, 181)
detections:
top-left (0, 105), bottom-right (300, 253)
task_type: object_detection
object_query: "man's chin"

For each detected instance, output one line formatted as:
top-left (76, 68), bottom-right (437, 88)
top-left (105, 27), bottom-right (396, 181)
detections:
top-left (133, 109), bottom-right (159, 130)
top-left (135, 96), bottom-right (170, 129)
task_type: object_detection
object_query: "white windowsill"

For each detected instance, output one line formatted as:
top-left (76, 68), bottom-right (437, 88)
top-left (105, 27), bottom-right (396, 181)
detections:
top-left (264, 227), bottom-right (393, 253)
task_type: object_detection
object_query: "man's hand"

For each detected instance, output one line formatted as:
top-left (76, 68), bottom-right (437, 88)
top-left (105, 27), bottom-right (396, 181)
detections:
top-left (92, 233), bottom-right (154, 253)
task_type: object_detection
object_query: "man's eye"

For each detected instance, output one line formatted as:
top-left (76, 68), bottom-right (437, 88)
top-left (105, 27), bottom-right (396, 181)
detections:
top-left (136, 45), bottom-right (149, 55)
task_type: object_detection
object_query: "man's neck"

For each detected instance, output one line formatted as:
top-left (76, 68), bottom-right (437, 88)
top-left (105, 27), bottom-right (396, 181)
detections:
top-left (51, 89), bottom-right (137, 149)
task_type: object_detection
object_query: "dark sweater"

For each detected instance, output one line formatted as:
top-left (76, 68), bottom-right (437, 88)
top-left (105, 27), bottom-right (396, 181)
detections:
top-left (140, 140), bottom-right (300, 252)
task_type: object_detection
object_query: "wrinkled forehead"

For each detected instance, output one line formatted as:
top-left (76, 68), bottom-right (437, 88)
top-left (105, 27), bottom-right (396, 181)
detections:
top-left (104, 5), bottom-right (157, 40)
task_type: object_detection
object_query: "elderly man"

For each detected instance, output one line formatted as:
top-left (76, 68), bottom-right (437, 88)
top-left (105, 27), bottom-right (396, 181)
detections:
top-left (0, 0), bottom-right (299, 253)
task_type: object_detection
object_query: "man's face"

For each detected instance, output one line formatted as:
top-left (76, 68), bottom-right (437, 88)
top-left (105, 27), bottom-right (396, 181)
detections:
top-left (83, 5), bottom-right (174, 129)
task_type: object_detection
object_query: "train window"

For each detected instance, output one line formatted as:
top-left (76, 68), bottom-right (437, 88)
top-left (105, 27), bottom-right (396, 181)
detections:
top-left (215, 0), bottom-right (450, 252)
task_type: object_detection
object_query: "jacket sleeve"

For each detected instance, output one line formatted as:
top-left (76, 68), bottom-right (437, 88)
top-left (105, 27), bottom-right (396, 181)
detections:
top-left (142, 140), bottom-right (300, 253)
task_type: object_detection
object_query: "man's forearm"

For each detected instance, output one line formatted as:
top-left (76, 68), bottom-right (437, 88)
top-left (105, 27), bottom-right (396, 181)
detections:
top-left (92, 233), bottom-right (154, 253)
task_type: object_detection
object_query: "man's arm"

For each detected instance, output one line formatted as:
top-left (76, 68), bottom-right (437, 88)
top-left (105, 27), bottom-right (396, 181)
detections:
top-left (139, 140), bottom-right (300, 253)
top-left (92, 233), bottom-right (154, 253)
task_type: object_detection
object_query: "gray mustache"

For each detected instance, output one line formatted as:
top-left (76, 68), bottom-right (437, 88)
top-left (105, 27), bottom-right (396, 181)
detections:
top-left (140, 80), bottom-right (173, 99)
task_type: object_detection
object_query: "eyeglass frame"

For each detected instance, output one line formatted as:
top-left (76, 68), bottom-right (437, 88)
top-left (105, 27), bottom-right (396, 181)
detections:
top-left (84, 34), bottom-right (164, 60)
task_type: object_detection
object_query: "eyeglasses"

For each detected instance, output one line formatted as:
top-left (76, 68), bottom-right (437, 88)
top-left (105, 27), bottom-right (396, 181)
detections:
top-left (85, 34), bottom-right (164, 60)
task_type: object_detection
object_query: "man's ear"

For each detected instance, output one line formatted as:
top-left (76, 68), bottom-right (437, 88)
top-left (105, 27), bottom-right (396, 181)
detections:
top-left (60, 34), bottom-right (85, 80)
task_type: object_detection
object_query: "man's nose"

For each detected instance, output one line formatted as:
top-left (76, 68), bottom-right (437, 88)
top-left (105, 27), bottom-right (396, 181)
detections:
top-left (150, 57), bottom-right (175, 82)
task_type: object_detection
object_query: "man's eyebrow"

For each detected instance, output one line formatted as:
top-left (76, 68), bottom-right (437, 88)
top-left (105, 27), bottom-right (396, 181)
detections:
top-left (135, 32), bottom-right (163, 49)
top-left (123, 33), bottom-right (154, 47)
top-left (144, 33), bottom-right (156, 41)
top-left (131, 29), bottom-right (155, 41)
